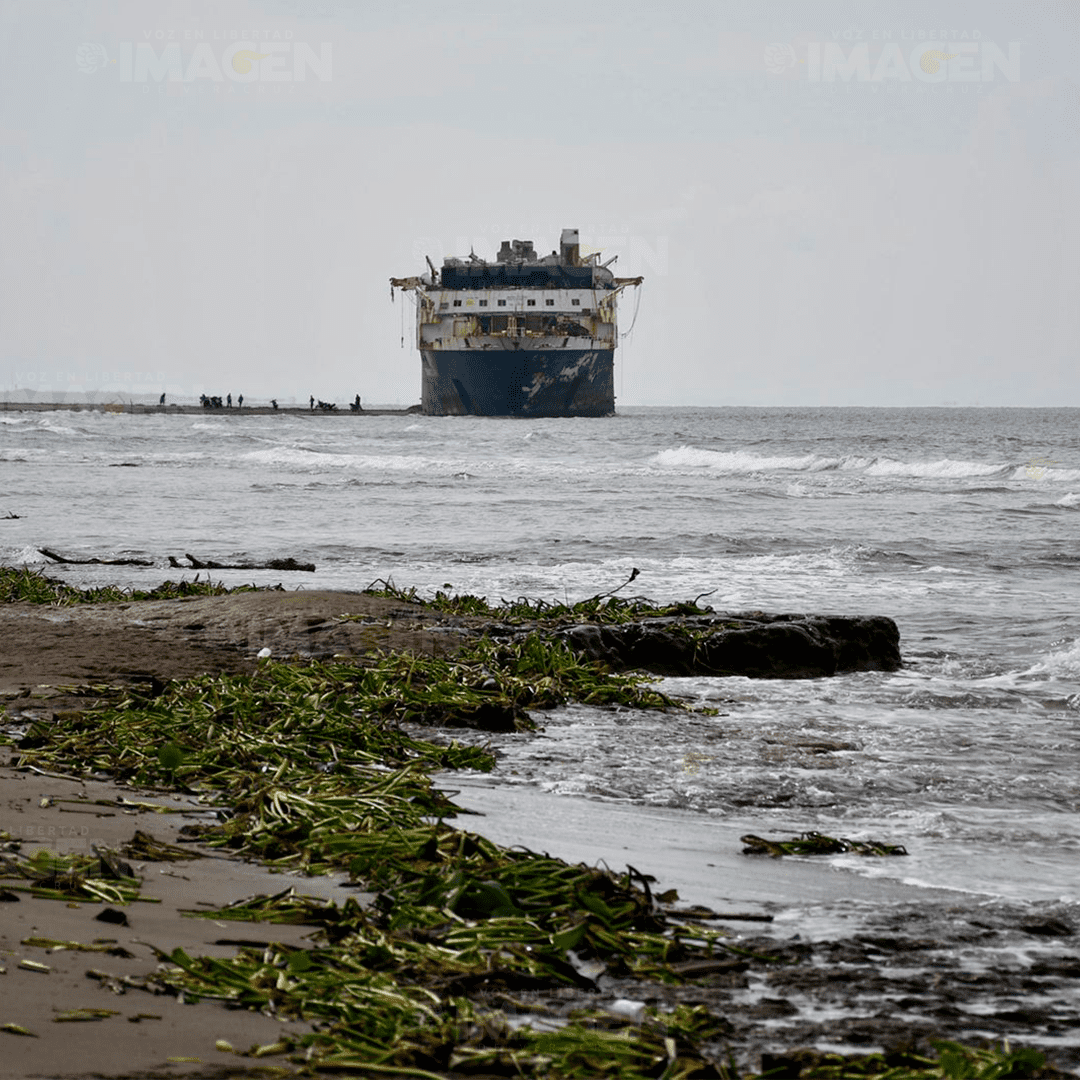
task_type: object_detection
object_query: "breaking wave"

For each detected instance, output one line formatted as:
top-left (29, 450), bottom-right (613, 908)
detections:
top-left (654, 447), bottom-right (841, 472)
top-left (1020, 638), bottom-right (1080, 680)
top-left (864, 458), bottom-right (1008, 479)
top-left (1011, 466), bottom-right (1080, 483)
top-left (654, 447), bottom-right (1013, 480)
top-left (4, 546), bottom-right (49, 565)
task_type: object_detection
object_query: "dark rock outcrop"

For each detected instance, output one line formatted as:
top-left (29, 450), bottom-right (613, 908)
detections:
top-left (558, 613), bottom-right (901, 678)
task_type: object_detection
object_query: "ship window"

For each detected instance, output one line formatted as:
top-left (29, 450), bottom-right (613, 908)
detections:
top-left (571, 299), bottom-right (580, 306)
top-left (582, 308), bottom-right (592, 314)
top-left (452, 300), bottom-right (462, 308)
top-left (527, 299), bottom-right (536, 307)
top-left (440, 302), bottom-right (449, 310)
top-left (497, 299), bottom-right (507, 307)
top-left (546, 298), bottom-right (555, 306)
top-left (479, 300), bottom-right (488, 307)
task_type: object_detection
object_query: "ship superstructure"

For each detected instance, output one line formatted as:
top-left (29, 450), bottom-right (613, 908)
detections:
top-left (390, 229), bottom-right (642, 417)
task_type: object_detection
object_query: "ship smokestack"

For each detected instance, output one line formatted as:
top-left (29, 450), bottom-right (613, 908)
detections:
top-left (560, 228), bottom-right (580, 267)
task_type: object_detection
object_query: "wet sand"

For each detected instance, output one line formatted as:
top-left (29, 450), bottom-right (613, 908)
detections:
top-left (437, 774), bottom-right (955, 913)
top-left (0, 766), bottom-right (359, 1079)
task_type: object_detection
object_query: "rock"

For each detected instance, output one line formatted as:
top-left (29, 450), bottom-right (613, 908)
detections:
top-left (423, 700), bottom-right (524, 733)
top-left (558, 613), bottom-right (901, 678)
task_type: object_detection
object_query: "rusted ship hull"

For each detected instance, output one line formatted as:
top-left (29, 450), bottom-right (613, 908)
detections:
top-left (420, 348), bottom-right (613, 417)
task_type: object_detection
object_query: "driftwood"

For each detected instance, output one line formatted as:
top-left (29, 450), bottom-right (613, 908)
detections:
top-left (170, 553), bottom-right (315, 573)
top-left (39, 548), bottom-right (153, 567)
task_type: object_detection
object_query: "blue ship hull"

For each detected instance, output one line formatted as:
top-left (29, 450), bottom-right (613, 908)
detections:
top-left (421, 348), bottom-right (614, 417)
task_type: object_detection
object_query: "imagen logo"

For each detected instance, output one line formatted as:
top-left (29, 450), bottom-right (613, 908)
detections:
top-left (764, 42), bottom-right (798, 74)
top-left (762, 33), bottom-right (1020, 84)
top-left (74, 37), bottom-right (332, 83)
top-left (76, 42), bottom-right (111, 73)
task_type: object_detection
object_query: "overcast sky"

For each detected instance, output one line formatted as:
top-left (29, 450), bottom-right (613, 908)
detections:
top-left (1, 0), bottom-right (1076, 406)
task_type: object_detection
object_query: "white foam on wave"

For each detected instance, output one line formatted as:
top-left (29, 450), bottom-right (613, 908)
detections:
top-left (31, 416), bottom-right (86, 437)
top-left (6, 545), bottom-right (48, 564)
top-left (747, 543), bottom-right (920, 575)
top-left (1054, 492), bottom-right (1080, 507)
top-left (653, 446), bottom-right (1009, 481)
top-left (865, 457), bottom-right (1006, 479)
top-left (680, 546), bottom-right (972, 610)
top-left (1022, 637), bottom-right (1080, 679)
top-left (242, 441), bottom-right (509, 474)
top-left (784, 481), bottom-right (838, 498)
top-left (0, 449), bottom-right (45, 461)
top-left (241, 446), bottom-right (372, 470)
top-left (1011, 465), bottom-right (1080, 484)
top-left (655, 446), bottom-right (838, 472)
top-left (241, 444), bottom-right (582, 478)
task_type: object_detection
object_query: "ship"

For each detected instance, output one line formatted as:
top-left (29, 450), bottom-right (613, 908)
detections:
top-left (390, 229), bottom-right (642, 417)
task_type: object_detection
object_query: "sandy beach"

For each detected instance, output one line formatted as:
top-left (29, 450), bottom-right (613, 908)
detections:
top-left (2, 588), bottom-right (1078, 1077)
top-left (0, 589), bottom-right (471, 1077)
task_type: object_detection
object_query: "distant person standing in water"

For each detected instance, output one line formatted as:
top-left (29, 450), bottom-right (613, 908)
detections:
top-left (238, 394), bottom-right (243, 408)
top-left (226, 393), bottom-right (232, 408)
top-left (310, 395), bottom-right (315, 411)
top-left (271, 399), bottom-right (278, 410)
top-left (159, 393), bottom-right (165, 406)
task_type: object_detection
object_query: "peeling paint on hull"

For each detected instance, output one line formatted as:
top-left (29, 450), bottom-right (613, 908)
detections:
top-left (421, 349), bottom-right (613, 417)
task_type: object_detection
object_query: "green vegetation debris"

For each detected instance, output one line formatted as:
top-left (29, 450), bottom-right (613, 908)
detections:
top-left (0, 564), bottom-right (261, 606)
top-left (362, 576), bottom-right (716, 627)
top-left (53, 1008), bottom-right (121, 1022)
top-left (740, 832), bottom-right (908, 858)
top-left (1, 848), bottom-right (155, 905)
top-left (121, 829), bottom-right (203, 862)
top-left (765, 1040), bottom-right (1050, 1080)
top-left (23, 936), bottom-right (135, 957)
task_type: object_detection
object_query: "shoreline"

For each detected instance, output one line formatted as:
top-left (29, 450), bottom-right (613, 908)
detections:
top-left (1, 400), bottom-right (421, 417)
top-left (435, 773), bottom-right (960, 914)
top-left (2, 579), bottom-right (1079, 1076)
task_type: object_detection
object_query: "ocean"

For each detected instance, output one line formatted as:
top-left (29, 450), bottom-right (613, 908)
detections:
top-left (2, 404), bottom-right (1079, 912)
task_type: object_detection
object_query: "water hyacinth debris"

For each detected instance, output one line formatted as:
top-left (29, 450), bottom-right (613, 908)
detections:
top-left (740, 832), bottom-right (909, 858)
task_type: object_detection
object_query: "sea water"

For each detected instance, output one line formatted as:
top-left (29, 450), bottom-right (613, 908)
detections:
top-left (1, 405), bottom-right (1078, 910)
